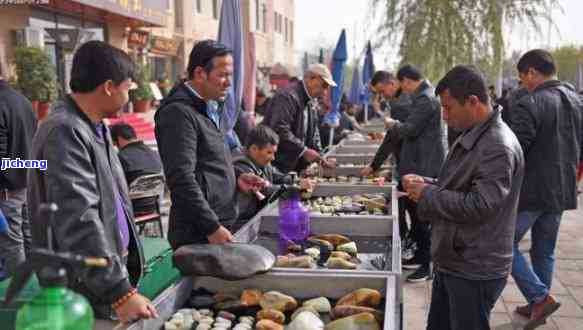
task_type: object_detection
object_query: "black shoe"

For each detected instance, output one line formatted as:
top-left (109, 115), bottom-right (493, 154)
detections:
top-left (407, 265), bottom-right (432, 283)
top-left (402, 257), bottom-right (424, 270)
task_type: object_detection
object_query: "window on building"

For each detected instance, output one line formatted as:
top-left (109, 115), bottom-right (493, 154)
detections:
top-left (274, 12), bottom-right (277, 32)
top-left (196, 0), bottom-right (202, 13)
top-left (262, 4), bottom-right (267, 33)
top-left (284, 17), bottom-right (288, 42)
top-left (255, 0), bottom-right (261, 31)
top-left (278, 13), bottom-right (282, 33)
top-left (212, 0), bottom-right (219, 19)
top-left (290, 20), bottom-right (294, 43)
top-left (174, 0), bottom-right (183, 28)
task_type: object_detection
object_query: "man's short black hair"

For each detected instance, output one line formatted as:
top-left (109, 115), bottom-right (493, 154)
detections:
top-left (70, 41), bottom-right (136, 93)
top-left (397, 64), bottom-right (422, 81)
top-left (435, 65), bottom-right (489, 105)
top-left (110, 123), bottom-right (137, 141)
top-left (371, 70), bottom-right (395, 86)
top-left (246, 125), bottom-right (279, 149)
top-left (517, 49), bottom-right (556, 76)
top-left (187, 40), bottom-right (232, 79)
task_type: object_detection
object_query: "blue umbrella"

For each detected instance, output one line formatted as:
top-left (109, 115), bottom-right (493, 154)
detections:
top-left (361, 41), bottom-right (375, 122)
top-left (218, 0), bottom-right (244, 151)
top-left (324, 29), bottom-right (348, 146)
top-left (576, 62), bottom-right (583, 92)
top-left (348, 63), bottom-right (362, 105)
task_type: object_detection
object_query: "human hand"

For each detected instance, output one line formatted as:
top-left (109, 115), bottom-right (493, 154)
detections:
top-left (360, 166), bottom-right (374, 177)
top-left (321, 157), bottom-right (337, 169)
top-left (300, 178), bottom-right (316, 191)
top-left (303, 149), bottom-right (321, 162)
top-left (237, 173), bottom-right (267, 193)
top-left (384, 117), bottom-right (399, 129)
top-left (402, 174), bottom-right (426, 202)
top-left (207, 226), bottom-right (233, 244)
top-left (114, 293), bottom-right (158, 324)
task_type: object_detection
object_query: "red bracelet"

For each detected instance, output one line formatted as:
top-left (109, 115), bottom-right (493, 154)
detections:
top-left (111, 288), bottom-right (138, 310)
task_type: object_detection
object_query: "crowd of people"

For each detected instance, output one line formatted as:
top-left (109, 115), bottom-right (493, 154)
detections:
top-left (0, 36), bottom-right (582, 330)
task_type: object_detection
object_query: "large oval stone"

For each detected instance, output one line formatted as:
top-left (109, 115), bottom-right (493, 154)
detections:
top-left (337, 288), bottom-right (381, 308)
top-left (324, 312), bottom-right (381, 330)
top-left (259, 291), bottom-right (298, 312)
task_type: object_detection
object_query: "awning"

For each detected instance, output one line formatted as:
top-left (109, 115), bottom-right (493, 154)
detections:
top-left (37, 0), bottom-right (167, 27)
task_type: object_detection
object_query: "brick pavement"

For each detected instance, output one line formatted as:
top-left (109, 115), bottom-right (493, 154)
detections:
top-left (404, 193), bottom-right (583, 330)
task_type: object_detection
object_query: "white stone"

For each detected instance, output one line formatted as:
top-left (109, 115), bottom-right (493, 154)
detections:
top-left (164, 321), bottom-right (178, 330)
top-left (287, 311), bottom-right (324, 330)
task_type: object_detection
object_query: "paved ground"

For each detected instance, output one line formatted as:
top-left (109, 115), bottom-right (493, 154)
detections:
top-left (403, 192), bottom-right (583, 330)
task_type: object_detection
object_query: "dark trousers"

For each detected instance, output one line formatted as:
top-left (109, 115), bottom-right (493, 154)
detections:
top-left (398, 196), bottom-right (409, 239)
top-left (0, 189), bottom-right (30, 277)
top-left (403, 197), bottom-right (431, 264)
top-left (427, 271), bottom-right (507, 330)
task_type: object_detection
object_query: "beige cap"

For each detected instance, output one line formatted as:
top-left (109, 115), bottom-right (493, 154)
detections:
top-left (307, 63), bottom-right (337, 87)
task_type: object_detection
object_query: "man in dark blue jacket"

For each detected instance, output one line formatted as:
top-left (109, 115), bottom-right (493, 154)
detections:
top-left (509, 49), bottom-right (583, 328)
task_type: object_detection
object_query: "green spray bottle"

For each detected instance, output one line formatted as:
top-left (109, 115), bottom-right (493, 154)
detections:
top-left (3, 204), bottom-right (108, 330)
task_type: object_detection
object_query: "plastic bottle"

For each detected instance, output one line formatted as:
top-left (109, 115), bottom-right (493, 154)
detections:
top-left (15, 267), bottom-right (94, 330)
top-left (278, 173), bottom-right (310, 253)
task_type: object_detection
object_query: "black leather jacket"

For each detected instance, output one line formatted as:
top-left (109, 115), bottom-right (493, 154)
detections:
top-left (262, 81), bottom-right (321, 173)
top-left (394, 80), bottom-right (447, 178)
top-left (27, 96), bottom-right (144, 318)
top-left (417, 109), bottom-right (524, 280)
top-left (508, 80), bottom-right (583, 212)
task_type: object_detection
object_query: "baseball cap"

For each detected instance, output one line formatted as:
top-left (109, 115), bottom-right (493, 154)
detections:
top-left (308, 63), bottom-right (337, 87)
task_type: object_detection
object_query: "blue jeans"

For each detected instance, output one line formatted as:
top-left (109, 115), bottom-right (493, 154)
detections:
top-left (511, 211), bottom-right (562, 306)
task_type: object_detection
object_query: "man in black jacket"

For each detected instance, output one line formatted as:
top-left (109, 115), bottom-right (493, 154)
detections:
top-left (234, 125), bottom-right (314, 220)
top-left (27, 41), bottom-right (157, 323)
top-left (508, 49), bottom-right (583, 328)
top-left (155, 40), bottom-right (264, 249)
top-left (111, 123), bottom-right (163, 214)
top-left (0, 62), bottom-right (37, 278)
top-left (263, 64), bottom-right (337, 173)
top-left (384, 65), bottom-right (447, 282)
top-left (110, 123), bottom-right (163, 185)
top-left (361, 71), bottom-right (412, 251)
top-left (403, 65), bottom-right (524, 330)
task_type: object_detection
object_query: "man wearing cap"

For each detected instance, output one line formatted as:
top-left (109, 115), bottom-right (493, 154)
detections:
top-left (263, 64), bottom-right (337, 173)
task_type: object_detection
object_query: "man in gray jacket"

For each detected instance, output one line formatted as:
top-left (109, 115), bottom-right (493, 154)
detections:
top-left (403, 65), bottom-right (524, 329)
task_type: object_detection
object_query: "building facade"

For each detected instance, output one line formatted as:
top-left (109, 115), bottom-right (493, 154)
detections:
top-left (0, 0), bottom-right (168, 93)
top-left (0, 0), bottom-right (296, 94)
